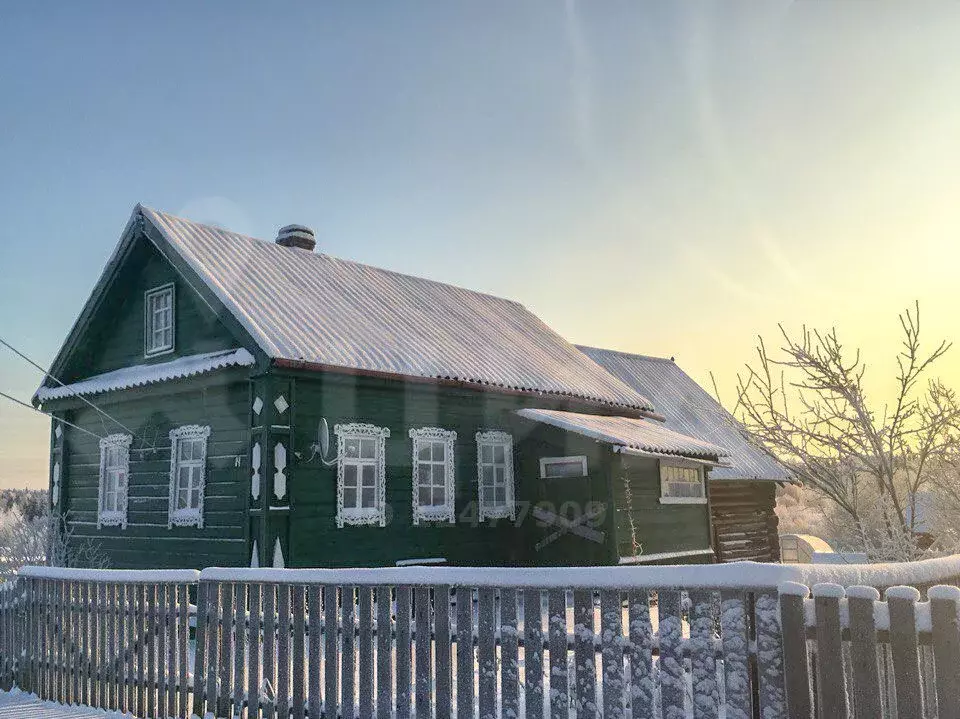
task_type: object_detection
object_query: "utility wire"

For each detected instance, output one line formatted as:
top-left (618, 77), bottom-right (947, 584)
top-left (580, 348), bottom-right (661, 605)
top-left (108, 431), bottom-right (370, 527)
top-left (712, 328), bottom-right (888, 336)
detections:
top-left (0, 390), bottom-right (105, 442)
top-left (0, 334), bottom-right (141, 440)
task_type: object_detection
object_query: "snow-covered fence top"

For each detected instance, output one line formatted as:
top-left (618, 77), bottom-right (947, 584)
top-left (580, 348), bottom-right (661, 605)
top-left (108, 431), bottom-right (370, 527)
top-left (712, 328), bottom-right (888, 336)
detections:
top-left (17, 566), bottom-right (200, 583)
top-left (198, 552), bottom-right (960, 590)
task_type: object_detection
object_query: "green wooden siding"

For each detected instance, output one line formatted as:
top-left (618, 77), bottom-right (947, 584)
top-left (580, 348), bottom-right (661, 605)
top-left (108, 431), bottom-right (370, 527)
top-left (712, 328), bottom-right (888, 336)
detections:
top-left (60, 238), bottom-right (241, 383)
top-left (612, 454), bottom-right (713, 561)
top-left (55, 375), bottom-right (250, 569)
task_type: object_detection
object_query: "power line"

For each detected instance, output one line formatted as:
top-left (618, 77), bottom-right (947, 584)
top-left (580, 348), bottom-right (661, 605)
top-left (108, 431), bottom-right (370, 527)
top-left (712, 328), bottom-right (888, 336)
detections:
top-left (0, 334), bottom-right (141, 440)
top-left (0, 390), bottom-right (105, 442)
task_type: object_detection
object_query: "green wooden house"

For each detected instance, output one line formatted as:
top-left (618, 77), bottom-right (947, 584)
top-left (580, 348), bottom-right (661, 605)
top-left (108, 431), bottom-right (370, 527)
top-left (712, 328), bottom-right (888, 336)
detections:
top-left (34, 205), bottom-right (728, 570)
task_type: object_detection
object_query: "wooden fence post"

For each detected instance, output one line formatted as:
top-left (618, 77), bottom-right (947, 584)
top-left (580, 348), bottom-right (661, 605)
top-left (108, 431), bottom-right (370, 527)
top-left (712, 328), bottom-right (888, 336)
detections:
top-left (887, 585), bottom-right (924, 718)
top-left (499, 588), bottom-right (519, 719)
top-left (847, 586), bottom-right (882, 719)
top-left (572, 589), bottom-right (597, 719)
top-left (477, 587), bottom-right (496, 719)
top-left (722, 590), bottom-right (754, 719)
top-left (434, 586), bottom-right (453, 719)
top-left (689, 590), bottom-right (719, 719)
top-left (547, 589), bottom-right (569, 719)
top-left (414, 586), bottom-right (432, 719)
top-left (522, 589), bottom-right (544, 719)
top-left (375, 587), bottom-right (392, 719)
top-left (755, 590), bottom-right (787, 719)
top-left (930, 585), bottom-right (960, 719)
top-left (811, 584), bottom-right (847, 719)
top-left (627, 589), bottom-right (654, 718)
top-left (192, 581), bottom-right (209, 719)
top-left (658, 589), bottom-right (684, 718)
top-left (455, 587), bottom-right (474, 719)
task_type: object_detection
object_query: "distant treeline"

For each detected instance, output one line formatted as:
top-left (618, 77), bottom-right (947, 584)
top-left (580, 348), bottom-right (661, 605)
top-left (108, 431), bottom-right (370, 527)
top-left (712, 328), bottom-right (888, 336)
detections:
top-left (0, 489), bottom-right (47, 521)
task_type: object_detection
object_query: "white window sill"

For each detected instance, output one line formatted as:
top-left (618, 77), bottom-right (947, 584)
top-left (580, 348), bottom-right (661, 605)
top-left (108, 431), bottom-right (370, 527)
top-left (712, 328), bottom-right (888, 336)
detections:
top-left (340, 509), bottom-right (384, 526)
top-left (480, 507), bottom-right (514, 521)
top-left (659, 497), bottom-right (707, 505)
top-left (99, 512), bottom-right (124, 526)
top-left (169, 511), bottom-right (203, 528)
top-left (415, 508), bottom-right (455, 523)
top-left (145, 346), bottom-right (175, 359)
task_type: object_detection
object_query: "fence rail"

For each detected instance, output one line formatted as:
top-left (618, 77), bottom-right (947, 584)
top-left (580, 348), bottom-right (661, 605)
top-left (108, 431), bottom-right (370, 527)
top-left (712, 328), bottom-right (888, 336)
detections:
top-left (0, 557), bottom-right (959, 718)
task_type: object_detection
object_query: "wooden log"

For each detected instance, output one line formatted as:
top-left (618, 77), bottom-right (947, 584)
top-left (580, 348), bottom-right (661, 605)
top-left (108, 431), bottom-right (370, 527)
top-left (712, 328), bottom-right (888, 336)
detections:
top-left (277, 583), bottom-right (291, 719)
top-left (500, 588), bottom-right (520, 719)
top-left (357, 586), bottom-right (374, 719)
top-left (847, 587), bottom-right (882, 719)
top-left (395, 585), bottom-right (412, 719)
top-left (455, 587), bottom-right (474, 719)
top-left (218, 582), bottom-right (235, 719)
top-left (572, 590), bottom-right (597, 719)
top-left (523, 589), bottom-right (544, 719)
top-left (721, 590), bottom-right (753, 719)
top-left (248, 583), bottom-right (262, 719)
top-left (755, 590), bottom-right (787, 718)
top-left (235, 583), bottom-right (248, 719)
top-left (776, 586), bottom-right (809, 719)
top-left (547, 589), bottom-right (568, 719)
top-left (307, 586), bottom-right (322, 719)
top-left (414, 587), bottom-right (432, 719)
top-left (262, 583), bottom-right (277, 719)
top-left (599, 590), bottom-right (624, 719)
top-left (689, 590), bottom-right (719, 719)
top-left (324, 586), bottom-right (338, 719)
top-left (627, 590), bottom-right (654, 718)
top-left (887, 586), bottom-right (924, 718)
top-left (341, 586), bottom-right (356, 719)
top-left (658, 589), bottom-right (685, 718)
top-left (434, 586), bottom-right (453, 719)
top-left (376, 587), bottom-right (393, 719)
top-left (812, 584), bottom-right (847, 719)
top-left (478, 587), bottom-right (496, 719)
top-left (293, 585), bottom-right (306, 719)
top-left (930, 586), bottom-right (960, 719)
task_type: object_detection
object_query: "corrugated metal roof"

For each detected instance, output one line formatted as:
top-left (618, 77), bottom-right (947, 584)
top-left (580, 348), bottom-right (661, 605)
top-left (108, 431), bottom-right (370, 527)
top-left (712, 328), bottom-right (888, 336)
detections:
top-left (515, 408), bottom-right (728, 459)
top-left (577, 347), bottom-right (793, 482)
top-left (140, 207), bottom-right (654, 412)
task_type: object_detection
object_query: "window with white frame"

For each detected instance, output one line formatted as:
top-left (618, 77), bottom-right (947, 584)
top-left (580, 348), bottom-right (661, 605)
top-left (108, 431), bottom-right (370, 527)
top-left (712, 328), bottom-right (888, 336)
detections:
top-left (659, 461), bottom-right (706, 504)
top-left (168, 425), bottom-right (210, 528)
top-left (334, 423), bottom-right (390, 527)
top-left (144, 284), bottom-right (175, 356)
top-left (476, 431), bottom-right (515, 521)
top-left (409, 427), bottom-right (456, 524)
top-left (98, 433), bottom-right (132, 528)
top-left (539, 455), bottom-right (588, 479)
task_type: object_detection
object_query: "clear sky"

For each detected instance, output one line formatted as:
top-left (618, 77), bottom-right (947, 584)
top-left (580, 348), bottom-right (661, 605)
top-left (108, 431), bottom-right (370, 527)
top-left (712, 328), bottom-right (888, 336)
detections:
top-left (2, 2), bottom-right (959, 489)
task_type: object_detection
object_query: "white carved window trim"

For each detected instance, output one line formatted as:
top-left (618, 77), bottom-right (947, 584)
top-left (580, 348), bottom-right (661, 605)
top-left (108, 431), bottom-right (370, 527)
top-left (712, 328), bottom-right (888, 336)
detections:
top-left (334, 423), bottom-right (390, 528)
top-left (144, 283), bottom-right (175, 357)
top-left (167, 425), bottom-right (211, 528)
top-left (409, 427), bottom-right (456, 525)
top-left (539, 455), bottom-right (588, 479)
top-left (659, 460), bottom-right (707, 504)
top-left (98, 433), bottom-right (132, 529)
top-left (475, 430), bottom-right (515, 521)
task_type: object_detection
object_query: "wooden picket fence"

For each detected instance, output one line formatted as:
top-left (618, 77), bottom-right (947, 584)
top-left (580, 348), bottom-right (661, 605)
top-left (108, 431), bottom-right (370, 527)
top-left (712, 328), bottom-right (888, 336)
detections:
top-left (2, 557), bottom-right (960, 718)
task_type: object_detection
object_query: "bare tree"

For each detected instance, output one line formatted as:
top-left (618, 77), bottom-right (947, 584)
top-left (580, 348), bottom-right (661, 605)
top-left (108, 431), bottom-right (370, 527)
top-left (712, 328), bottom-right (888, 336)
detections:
top-left (732, 302), bottom-right (960, 560)
top-left (0, 509), bottom-right (109, 578)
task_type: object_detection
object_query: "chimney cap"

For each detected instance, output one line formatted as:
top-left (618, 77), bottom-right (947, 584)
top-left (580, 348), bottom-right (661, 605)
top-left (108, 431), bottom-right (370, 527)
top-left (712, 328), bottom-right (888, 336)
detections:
top-left (276, 224), bottom-right (316, 251)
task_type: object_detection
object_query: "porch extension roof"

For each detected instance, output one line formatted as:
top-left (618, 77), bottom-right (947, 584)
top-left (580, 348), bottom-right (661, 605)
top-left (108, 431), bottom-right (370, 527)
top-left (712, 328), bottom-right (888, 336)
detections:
top-left (515, 408), bottom-right (729, 460)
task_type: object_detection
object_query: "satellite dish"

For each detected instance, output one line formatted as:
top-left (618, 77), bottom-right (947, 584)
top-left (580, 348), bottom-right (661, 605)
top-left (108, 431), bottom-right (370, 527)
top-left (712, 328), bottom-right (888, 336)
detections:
top-left (318, 418), bottom-right (330, 460)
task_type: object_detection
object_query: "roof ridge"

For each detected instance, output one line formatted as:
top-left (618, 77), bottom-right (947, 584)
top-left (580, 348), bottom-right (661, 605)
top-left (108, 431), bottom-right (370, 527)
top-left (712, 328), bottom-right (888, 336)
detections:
top-left (141, 205), bottom-right (526, 309)
top-left (576, 345), bottom-right (676, 363)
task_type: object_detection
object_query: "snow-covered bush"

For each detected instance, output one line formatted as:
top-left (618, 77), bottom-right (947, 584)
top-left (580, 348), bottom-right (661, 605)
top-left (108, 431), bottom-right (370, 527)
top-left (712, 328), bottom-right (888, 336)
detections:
top-left (0, 509), bottom-right (108, 578)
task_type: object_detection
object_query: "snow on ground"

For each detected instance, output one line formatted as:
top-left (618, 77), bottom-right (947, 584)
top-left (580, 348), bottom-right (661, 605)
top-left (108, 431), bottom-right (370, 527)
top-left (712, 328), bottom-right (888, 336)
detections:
top-left (0, 689), bottom-right (125, 718)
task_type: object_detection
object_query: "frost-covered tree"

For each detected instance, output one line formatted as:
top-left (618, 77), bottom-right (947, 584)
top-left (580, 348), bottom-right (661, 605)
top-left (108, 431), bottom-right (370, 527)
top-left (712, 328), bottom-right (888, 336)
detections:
top-left (732, 303), bottom-right (960, 560)
top-left (0, 508), bottom-right (108, 577)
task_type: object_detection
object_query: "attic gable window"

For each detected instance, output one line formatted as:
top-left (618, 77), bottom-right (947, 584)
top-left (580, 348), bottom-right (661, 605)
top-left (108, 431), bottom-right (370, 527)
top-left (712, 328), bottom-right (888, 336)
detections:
top-left (98, 433), bottom-right (132, 528)
top-left (409, 427), bottom-right (456, 524)
top-left (476, 431), bottom-right (515, 521)
top-left (334, 423), bottom-right (390, 528)
top-left (167, 425), bottom-right (210, 528)
top-left (145, 284), bottom-right (175, 357)
top-left (659, 461), bottom-right (707, 504)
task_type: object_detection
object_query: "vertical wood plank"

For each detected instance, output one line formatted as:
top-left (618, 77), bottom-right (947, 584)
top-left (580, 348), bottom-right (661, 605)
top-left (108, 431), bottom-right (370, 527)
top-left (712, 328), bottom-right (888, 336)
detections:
top-left (277, 583), bottom-right (291, 719)
top-left (690, 590), bottom-right (719, 719)
top-left (324, 586), bottom-right (339, 719)
top-left (233, 584), bottom-right (247, 719)
top-left (627, 590), bottom-right (654, 719)
top-left (293, 585), bottom-right (306, 719)
top-left (812, 586), bottom-right (847, 719)
top-left (658, 590), bottom-right (685, 719)
top-left (206, 583), bottom-right (221, 719)
top-left (435, 587), bottom-right (453, 719)
top-left (755, 590), bottom-right (787, 719)
top-left (147, 583), bottom-right (158, 719)
top-left (522, 590), bottom-right (544, 719)
top-left (548, 589), bottom-right (569, 719)
top-left (93, 582), bottom-right (103, 710)
top-left (178, 583), bottom-right (189, 719)
top-left (887, 587), bottom-right (924, 718)
top-left (341, 586), bottom-right (356, 719)
top-left (500, 588), bottom-right (520, 719)
top-left (599, 590), bottom-right (625, 719)
top-left (358, 586), bottom-right (374, 719)
top-left (219, 582), bottom-right (236, 719)
top-left (847, 588), bottom-right (882, 719)
top-left (478, 588), bottom-right (497, 719)
top-left (263, 584), bottom-right (277, 719)
top-left (395, 585), bottom-right (412, 719)
top-left (155, 585), bottom-right (166, 717)
top-left (721, 590), bottom-right (754, 719)
top-left (192, 582), bottom-right (209, 719)
top-left (248, 583), bottom-right (263, 719)
top-left (376, 587), bottom-right (393, 719)
top-left (455, 587), bottom-right (475, 719)
top-left (167, 584), bottom-right (178, 719)
top-left (69, 580), bottom-right (79, 706)
top-left (139, 583), bottom-right (150, 718)
top-left (125, 583), bottom-right (136, 715)
top-left (930, 586), bottom-right (960, 719)
top-left (26, 578), bottom-right (36, 697)
top-left (106, 583), bottom-right (116, 712)
top-left (415, 587), bottom-right (432, 719)
top-left (308, 586), bottom-right (322, 719)
top-left (572, 590), bottom-right (597, 719)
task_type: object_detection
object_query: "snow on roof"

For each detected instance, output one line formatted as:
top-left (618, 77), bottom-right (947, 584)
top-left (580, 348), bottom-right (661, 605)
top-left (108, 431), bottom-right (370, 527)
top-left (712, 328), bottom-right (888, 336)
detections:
top-left (515, 408), bottom-right (728, 459)
top-left (34, 348), bottom-right (255, 402)
top-left (577, 346), bottom-right (793, 482)
top-left (140, 207), bottom-right (654, 413)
